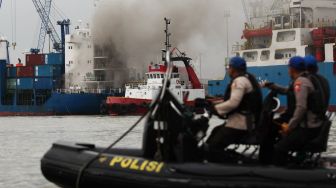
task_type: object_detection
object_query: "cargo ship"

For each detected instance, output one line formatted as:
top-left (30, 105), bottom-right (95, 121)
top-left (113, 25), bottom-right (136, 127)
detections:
top-left (0, 23), bottom-right (122, 116)
top-left (208, 0), bottom-right (336, 111)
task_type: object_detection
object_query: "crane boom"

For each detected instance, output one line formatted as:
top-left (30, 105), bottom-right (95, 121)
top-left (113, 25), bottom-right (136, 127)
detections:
top-left (241, 0), bottom-right (251, 25)
top-left (37, 0), bottom-right (52, 52)
top-left (32, 0), bottom-right (62, 52)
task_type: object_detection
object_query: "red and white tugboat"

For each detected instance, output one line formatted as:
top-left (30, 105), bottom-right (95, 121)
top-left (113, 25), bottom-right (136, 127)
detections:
top-left (104, 60), bottom-right (205, 115)
top-left (103, 38), bottom-right (205, 116)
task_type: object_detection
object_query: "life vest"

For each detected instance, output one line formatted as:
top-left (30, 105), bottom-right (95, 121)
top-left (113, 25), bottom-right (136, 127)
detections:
top-left (307, 73), bottom-right (330, 118)
top-left (223, 73), bottom-right (263, 129)
top-left (286, 73), bottom-right (329, 120)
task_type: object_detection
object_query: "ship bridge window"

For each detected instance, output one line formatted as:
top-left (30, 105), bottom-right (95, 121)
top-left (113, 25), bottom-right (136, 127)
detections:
top-left (261, 50), bottom-right (270, 61)
top-left (157, 74), bottom-right (160, 78)
top-left (277, 31), bottom-right (296, 42)
top-left (243, 51), bottom-right (258, 62)
top-left (161, 74), bottom-right (164, 78)
top-left (275, 48), bottom-right (297, 60)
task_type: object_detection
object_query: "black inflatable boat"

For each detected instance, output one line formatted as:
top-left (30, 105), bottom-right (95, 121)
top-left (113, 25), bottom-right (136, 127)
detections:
top-left (41, 19), bottom-right (336, 188)
top-left (41, 141), bottom-right (336, 188)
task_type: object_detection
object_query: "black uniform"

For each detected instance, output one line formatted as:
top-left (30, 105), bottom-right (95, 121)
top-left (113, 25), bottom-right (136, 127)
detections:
top-left (206, 73), bottom-right (262, 153)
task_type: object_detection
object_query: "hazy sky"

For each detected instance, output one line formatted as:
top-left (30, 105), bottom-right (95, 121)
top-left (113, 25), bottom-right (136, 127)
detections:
top-left (0, 0), bottom-right (252, 79)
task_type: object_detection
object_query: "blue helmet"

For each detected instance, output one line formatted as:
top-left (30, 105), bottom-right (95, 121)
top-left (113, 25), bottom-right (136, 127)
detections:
top-left (229, 56), bottom-right (247, 70)
top-left (289, 56), bottom-right (305, 71)
top-left (304, 55), bottom-right (318, 70)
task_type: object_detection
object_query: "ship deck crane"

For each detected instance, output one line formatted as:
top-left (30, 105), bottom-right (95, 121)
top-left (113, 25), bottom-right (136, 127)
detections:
top-left (34, 0), bottom-right (52, 54)
top-left (241, 0), bottom-right (252, 27)
top-left (31, 0), bottom-right (70, 54)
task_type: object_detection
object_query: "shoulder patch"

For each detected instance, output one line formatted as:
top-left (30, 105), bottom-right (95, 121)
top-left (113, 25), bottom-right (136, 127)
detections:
top-left (294, 82), bottom-right (301, 92)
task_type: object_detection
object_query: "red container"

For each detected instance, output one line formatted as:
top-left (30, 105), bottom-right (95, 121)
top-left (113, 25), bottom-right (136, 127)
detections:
top-left (312, 28), bottom-right (324, 40)
top-left (325, 28), bottom-right (336, 36)
top-left (26, 54), bottom-right (45, 66)
top-left (313, 40), bottom-right (324, 47)
top-left (17, 66), bottom-right (34, 77)
top-left (315, 48), bottom-right (325, 62)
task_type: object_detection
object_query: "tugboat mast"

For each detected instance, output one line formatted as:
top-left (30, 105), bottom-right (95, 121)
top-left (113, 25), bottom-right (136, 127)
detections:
top-left (163, 18), bottom-right (172, 66)
top-left (164, 17), bottom-right (171, 53)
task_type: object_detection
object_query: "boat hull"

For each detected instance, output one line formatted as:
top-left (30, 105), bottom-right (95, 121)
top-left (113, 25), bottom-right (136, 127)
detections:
top-left (104, 97), bottom-right (196, 116)
top-left (0, 92), bottom-right (108, 116)
top-left (41, 141), bottom-right (336, 188)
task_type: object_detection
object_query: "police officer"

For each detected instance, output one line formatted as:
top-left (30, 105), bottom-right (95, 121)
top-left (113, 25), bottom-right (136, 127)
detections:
top-left (273, 56), bottom-right (325, 166)
top-left (206, 57), bottom-right (262, 156)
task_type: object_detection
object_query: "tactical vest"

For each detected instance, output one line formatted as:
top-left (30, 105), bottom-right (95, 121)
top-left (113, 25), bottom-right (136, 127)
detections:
top-left (286, 73), bottom-right (329, 120)
top-left (223, 73), bottom-right (263, 128)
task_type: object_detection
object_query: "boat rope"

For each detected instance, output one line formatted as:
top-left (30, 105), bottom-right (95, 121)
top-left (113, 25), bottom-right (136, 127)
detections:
top-left (75, 87), bottom-right (168, 188)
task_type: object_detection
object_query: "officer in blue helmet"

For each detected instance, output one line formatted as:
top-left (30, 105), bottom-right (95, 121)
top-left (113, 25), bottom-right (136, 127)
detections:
top-left (206, 56), bottom-right (262, 161)
top-left (271, 56), bottom-right (326, 166)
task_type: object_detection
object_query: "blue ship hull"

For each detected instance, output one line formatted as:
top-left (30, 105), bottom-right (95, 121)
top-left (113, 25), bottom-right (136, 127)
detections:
top-left (0, 92), bottom-right (108, 116)
top-left (208, 62), bottom-right (336, 111)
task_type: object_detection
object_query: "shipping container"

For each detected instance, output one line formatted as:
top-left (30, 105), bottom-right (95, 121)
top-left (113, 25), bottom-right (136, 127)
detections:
top-left (35, 65), bottom-right (63, 77)
top-left (17, 89), bottom-right (34, 106)
top-left (34, 78), bottom-right (54, 89)
top-left (45, 53), bottom-right (64, 65)
top-left (17, 66), bottom-right (35, 77)
top-left (3, 89), bottom-right (15, 105)
top-left (7, 67), bottom-right (17, 77)
top-left (6, 79), bottom-right (16, 89)
top-left (17, 78), bottom-right (34, 90)
top-left (26, 54), bottom-right (45, 66)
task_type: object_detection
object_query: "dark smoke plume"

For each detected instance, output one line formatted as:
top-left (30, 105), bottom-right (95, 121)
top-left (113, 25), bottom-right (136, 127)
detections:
top-left (92, 0), bottom-right (248, 81)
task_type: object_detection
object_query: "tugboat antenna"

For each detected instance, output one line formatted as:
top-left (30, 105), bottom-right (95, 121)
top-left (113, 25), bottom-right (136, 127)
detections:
top-left (164, 18), bottom-right (171, 53)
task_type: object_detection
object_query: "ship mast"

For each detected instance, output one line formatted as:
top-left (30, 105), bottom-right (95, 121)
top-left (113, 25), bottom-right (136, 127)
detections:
top-left (163, 18), bottom-right (171, 66)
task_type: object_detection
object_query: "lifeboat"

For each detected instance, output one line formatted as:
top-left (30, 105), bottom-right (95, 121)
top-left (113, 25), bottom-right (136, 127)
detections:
top-left (243, 27), bottom-right (273, 39)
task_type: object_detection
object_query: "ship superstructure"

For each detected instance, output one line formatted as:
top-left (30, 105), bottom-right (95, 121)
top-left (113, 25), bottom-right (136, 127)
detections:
top-left (209, 0), bottom-right (336, 111)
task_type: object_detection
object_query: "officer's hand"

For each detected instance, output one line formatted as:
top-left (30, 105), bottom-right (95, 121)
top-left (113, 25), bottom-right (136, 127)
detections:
top-left (259, 80), bottom-right (274, 89)
top-left (279, 123), bottom-right (290, 136)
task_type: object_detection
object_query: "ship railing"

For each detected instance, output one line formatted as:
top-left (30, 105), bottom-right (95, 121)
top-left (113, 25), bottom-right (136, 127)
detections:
top-left (125, 81), bottom-right (147, 89)
top-left (55, 88), bottom-right (124, 95)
